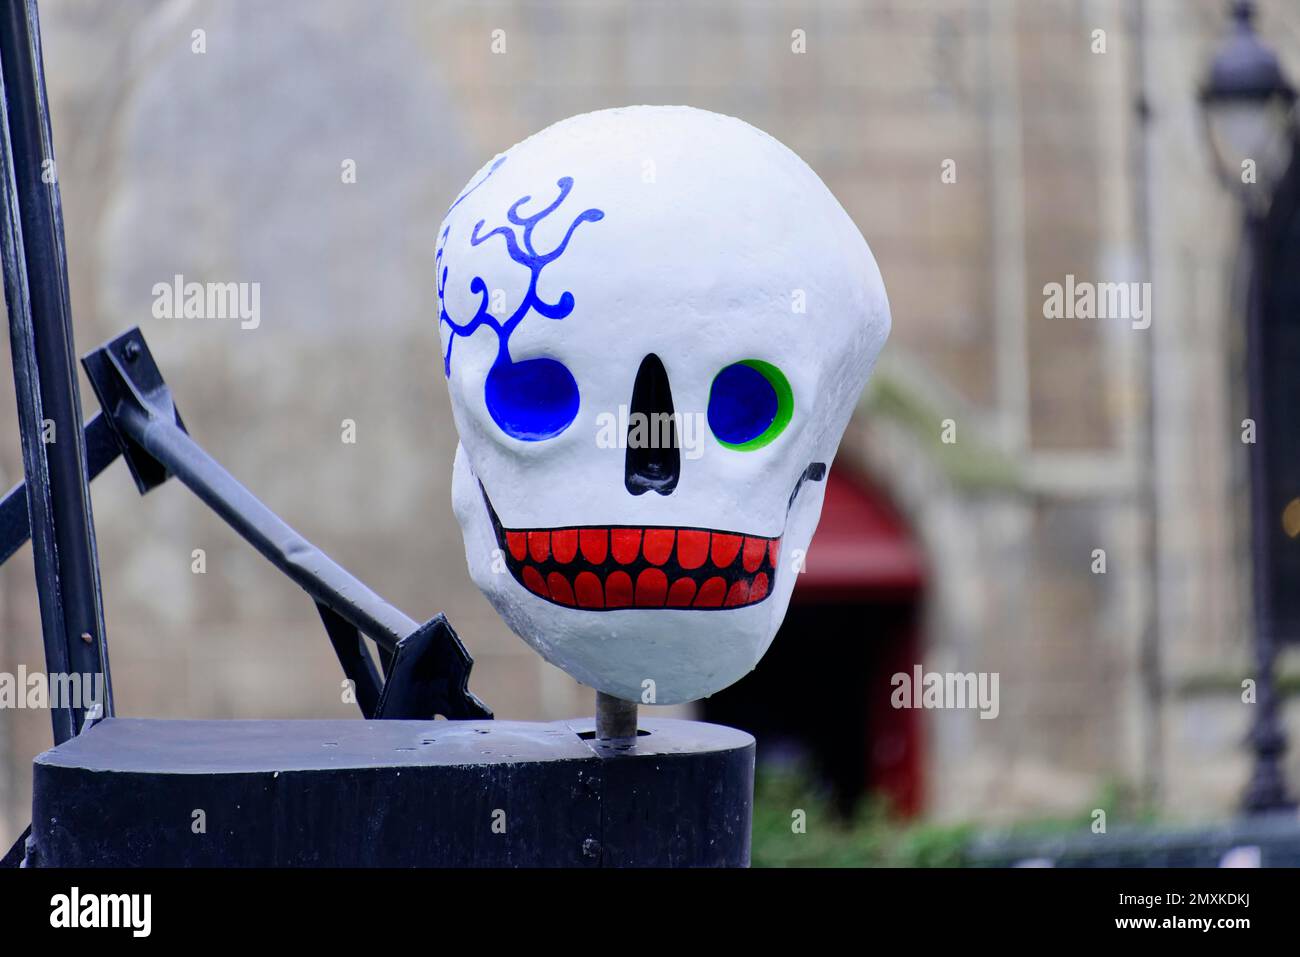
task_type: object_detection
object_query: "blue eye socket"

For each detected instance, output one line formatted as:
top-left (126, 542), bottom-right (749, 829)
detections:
top-left (485, 357), bottom-right (579, 441)
top-left (707, 360), bottom-right (793, 450)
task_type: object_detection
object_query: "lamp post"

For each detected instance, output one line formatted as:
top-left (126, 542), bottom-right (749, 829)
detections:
top-left (1199, 0), bottom-right (1298, 814)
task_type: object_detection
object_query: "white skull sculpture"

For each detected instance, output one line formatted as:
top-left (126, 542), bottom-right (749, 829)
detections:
top-left (436, 106), bottom-right (890, 705)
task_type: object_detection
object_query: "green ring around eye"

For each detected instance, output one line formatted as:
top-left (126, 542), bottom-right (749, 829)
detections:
top-left (708, 359), bottom-right (794, 451)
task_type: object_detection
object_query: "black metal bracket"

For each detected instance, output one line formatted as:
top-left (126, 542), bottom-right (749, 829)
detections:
top-left (0, 327), bottom-right (491, 722)
top-left (78, 330), bottom-right (179, 496)
top-left (375, 614), bottom-right (485, 720)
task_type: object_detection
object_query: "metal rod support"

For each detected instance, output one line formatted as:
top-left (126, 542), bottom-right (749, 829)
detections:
top-left (595, 691), bottom-right (638, 745)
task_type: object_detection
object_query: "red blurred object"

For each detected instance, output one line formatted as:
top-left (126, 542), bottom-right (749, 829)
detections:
top-left (793, 467), bottom-right (926, 603)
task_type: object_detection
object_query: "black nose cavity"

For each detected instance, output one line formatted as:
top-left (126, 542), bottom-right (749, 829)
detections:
top-left (625, 353), bottom-right (680, 496)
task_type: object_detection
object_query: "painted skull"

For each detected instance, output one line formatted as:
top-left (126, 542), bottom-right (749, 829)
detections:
top-left (436, 106), bottom-right (889, 705)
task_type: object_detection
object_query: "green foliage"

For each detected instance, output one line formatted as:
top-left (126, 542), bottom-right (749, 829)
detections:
top-left (750, 766), bottom-right (974, 867)
top-left (750, 768), bottom-right (1154, 867)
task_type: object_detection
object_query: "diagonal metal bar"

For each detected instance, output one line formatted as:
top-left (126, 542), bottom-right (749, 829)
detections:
top-left (0, 411), bottom-right (121, 565)
top-left (82, 327), bottom-right (418, 651)
top-left (81, 327), bottom-right (493, 721)
top-left (0, 0), bottom-right (111, 743)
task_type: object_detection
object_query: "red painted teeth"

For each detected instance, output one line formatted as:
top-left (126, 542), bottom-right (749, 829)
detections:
top-left (547, 571), bottom-right (575, 606)
top-left (724, 579), bottom-right (751, 607)
top-left (667, 577), bottom-right (697, 607)
top-left (605, 570), bottom-right (633, 608)
top-left (580, 528), bottom-right (607, 564)
top-left (506, 531), bottom-right (527, 562)
top-left (522, 565), bottom-right (547, 597)
top-left (635, 568), bottom-right (668, 607)
top-left (552, 529), bottom-right (578, 564)
top-left (500, 522), bottom-right (780, 611)
top-left (643, 529), bottom-right (674, 566)
top-left (694, 577), bottom-right (727, 608)
top-left (611, 528), bottom-right (641, 565)
top-left (710, 533), bottom-right (742, 569)
top-left (676, 530), bottom-right (709, 570)
top-left (574, 571), bottom-right (603, 608)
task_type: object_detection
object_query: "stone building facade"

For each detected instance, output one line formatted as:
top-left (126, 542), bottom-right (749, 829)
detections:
top-left (1, 0), bottom-right (1298, 842)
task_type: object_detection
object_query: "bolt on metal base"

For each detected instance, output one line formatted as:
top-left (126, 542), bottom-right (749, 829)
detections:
top-left (595, 691), bottom-right (638, 749)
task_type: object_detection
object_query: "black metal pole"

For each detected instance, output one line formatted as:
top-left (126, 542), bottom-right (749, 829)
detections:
top-left (1242, 210), bottom-right (1293, 814)
top-left (0, 0), bottom-right (110, 743)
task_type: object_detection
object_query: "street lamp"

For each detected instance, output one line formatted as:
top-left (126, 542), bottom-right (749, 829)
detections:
top-left (1200, 1), bottom-right (1296, 212)
top-left (1200, 0), bottom-right (1298, 815)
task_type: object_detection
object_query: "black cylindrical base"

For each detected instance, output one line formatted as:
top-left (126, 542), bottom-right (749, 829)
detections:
top-left (27, 716), bottom-right (754, 867)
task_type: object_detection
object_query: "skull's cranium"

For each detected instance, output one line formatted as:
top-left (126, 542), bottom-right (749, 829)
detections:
top-left (436, 106), bottom-right (890, 705)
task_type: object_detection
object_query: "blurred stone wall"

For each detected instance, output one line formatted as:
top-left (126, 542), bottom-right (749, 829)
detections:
top-left (2, 0), bottom-right (1299, 844)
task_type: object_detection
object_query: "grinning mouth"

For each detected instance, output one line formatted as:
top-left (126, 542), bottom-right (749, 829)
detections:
top-left (481, 488), bottom-right (779, 611)
top-left (478, 462), bottom-right (825, 612)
